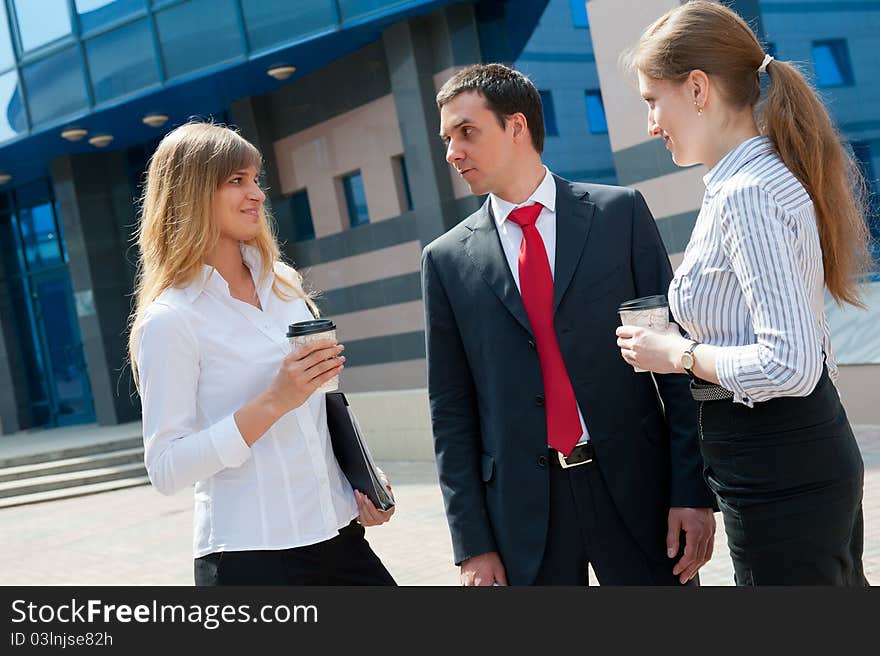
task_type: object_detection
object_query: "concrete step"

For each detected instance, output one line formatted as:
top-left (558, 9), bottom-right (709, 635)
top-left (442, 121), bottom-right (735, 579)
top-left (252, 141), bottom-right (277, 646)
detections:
top-left (0, 476), bottom-right (151, 510)
top-left (0, 462), bottom-right (148, 499)
top-left (0, 436), bottom-right (143, 469)
top-left (0, 447), bottom-right (144, 484)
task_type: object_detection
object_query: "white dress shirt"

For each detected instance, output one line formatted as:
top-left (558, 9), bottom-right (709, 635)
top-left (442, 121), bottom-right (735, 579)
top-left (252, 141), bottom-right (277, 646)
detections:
top-left (135, 243), bottom-right (358, 558)
top-left (489, 166), bottom-right (590, 444)
top-left (668, 136), bottom-right (838, 408)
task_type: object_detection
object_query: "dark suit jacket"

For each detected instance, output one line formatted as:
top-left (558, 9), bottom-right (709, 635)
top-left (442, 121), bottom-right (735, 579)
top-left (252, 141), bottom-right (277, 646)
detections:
top-left (420, 175), bottom-right (714, 585)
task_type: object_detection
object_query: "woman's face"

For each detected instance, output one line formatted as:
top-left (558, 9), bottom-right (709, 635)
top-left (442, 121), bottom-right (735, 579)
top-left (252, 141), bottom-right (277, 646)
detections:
top-left (637, 71), bottom-right (705, 167)
top-left (213, 165), bottom-right (266, 242)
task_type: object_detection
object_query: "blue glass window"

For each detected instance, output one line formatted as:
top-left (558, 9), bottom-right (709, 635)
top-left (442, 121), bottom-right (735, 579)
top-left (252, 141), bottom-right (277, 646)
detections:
top-left (1, 2), bottom-right (14, 71)
top-left (75, 0), bottom-right (147, 35)
top-left (18, 203), bottom-right (62, 270)
top-left (21, 47), bottom-right (89, 126)
top-left (240, 0), bottom-right (336, 52)
top-left (342, 171), bottom-right (369, 227)
top-left (569, 0), bottom-right (589, 28)
top-left (155, 0), bottom-right (243, 79)
top-left (812, 39), bottom-right (854, 88)
top-left (291, 189), bottom-right (315, 241)
top-left (852, 141), bottom-right (879, 271)
top-left (86, 18), bottom-right (158, 104)
top-left (338, 0), bottom-right (409, 23)
top-left (539, 90), bottom-right (558, 137)
top-left (585, 90), bottom-right (608, 134)
top-left (12, 0), bottom-right (72, 52)
top-left (0, 70), bottom-right (28, 144)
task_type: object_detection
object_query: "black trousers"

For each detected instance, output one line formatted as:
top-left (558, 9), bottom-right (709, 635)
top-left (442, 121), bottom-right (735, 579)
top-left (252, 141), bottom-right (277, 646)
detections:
top-left (533, 451), bottom-right (696, 586)
top-left (699, 368), bottom-right (868, 586)
top-left (194, 520), bottom-right (396, 586)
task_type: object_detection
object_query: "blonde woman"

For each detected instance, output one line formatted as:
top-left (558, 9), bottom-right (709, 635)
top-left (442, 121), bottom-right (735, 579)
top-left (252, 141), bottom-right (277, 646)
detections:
top-left (616, 2), bottom-right (869, 585)
top-left (129, 122), bottom-right (396, 586)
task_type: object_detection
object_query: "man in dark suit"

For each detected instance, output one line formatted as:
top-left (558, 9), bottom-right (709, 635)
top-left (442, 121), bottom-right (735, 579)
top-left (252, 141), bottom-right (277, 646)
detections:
top-left (421, 64), bottom-right (715, 586)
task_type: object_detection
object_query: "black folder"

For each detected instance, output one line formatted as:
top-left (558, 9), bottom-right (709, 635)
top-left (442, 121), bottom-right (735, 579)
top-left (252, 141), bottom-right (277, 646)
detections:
top-left (325, 392), bottom-right (395, 511)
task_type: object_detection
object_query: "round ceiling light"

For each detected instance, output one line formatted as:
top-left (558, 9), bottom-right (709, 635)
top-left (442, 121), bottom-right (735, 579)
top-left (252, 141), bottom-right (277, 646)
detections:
top-left (88, 134), bottom-right (114, 148)
top-left (142, 113), bottom-right (169, 128)
top-left (267, 64), bottom-right (296, 80)
top-left (61, 127), bottom-right (88, 141)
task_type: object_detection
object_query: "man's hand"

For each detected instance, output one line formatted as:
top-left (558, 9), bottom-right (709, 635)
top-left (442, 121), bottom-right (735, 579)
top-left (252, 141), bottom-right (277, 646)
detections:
top-left (667, 507), bottom-right (716, 584)
top-left (460, 551), bottom-right (508, 586)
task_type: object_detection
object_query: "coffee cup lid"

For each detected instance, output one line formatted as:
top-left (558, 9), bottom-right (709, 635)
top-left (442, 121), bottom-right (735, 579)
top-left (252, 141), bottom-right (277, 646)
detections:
top-left (287, 319), bottom-right (336, 337)
top-left (618, 294), bottom-right (668, 311)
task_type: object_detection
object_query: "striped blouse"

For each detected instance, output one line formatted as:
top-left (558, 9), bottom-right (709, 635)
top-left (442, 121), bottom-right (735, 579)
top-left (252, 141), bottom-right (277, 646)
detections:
top-left (668, 135), bottom-right (837, 407)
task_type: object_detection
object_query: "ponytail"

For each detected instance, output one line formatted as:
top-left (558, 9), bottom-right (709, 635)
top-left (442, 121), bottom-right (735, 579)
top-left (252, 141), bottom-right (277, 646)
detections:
top-left (761, 60), bottom-right (871, 307)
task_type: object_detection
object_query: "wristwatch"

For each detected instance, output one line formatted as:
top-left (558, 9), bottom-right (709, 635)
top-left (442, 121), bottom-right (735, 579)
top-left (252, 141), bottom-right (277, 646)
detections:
top-left (679, 340), bottom-right (699, 377)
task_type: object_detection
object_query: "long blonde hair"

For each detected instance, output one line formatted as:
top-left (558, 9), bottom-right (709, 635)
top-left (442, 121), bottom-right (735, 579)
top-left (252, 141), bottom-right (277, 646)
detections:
top-left (128, 121), bottom-right (318, 387)
top-left (626, 0), bottom-right (870, 307)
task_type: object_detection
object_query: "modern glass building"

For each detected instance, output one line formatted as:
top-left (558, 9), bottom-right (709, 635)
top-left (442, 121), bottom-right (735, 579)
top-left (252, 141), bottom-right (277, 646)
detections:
top-left (0, 0), bottom-right (616, 433)
top-left (1, 0), bottom-right (877, 435)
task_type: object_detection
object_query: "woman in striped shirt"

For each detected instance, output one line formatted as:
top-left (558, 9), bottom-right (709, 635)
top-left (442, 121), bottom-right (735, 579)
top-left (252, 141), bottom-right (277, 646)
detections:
top-left (616, 1), bottom-right (870, 585)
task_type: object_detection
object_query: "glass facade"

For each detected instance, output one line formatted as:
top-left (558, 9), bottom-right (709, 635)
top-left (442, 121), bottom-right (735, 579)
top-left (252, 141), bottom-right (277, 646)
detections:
top-left (539, 90), bottom-right (558, 137)
top-left (85, 18), bottom-right (158, 104)
top-left (0, 69), bottom-right (27, 143)
top-left (584, 90), bottom-right (607, 134)
top-left (291, 189), bottom-right (315, 241)
top-left (75, 0), bottom-right (148, 35)
top-left (812, 39), bottom-right (854, 88)
top-left (12, 0), bottom-right (72, 52)
top-left (21, 46), bottom-right (89, 126)
top-left (155, 0), bottom-right (244, 79)
top-left (0, 1), bottom-right (14, 71)
top-left (240, 0), bottom-right (336, 52)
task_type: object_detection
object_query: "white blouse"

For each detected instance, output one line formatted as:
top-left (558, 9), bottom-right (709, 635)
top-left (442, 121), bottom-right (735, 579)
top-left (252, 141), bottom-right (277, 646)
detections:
top-left (135, 244), bottom-right (357, 558)
top-left (668, 136), bottom-right (838, 408)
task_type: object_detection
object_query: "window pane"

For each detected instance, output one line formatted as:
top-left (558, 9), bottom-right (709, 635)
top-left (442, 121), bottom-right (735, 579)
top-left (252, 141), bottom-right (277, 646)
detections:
top-left (338, 0), bottom-right (409, 23)
top-left (75, 0), bottom-right (147, 34)
top-left (342, 171), bottom-right (369, 227)
top-left (86, 18), bottom-right (158, 104)
top-left (18, 202), bottom-right (62, 270)
top-left (21, 47), bottom-right (88, 126)
top-left (812, 39), bottom-right (854, 88)
top-left (539, 90), bottom-right (558, 137)
top-left (569, 0), bottom-right (588, 28)
top-left (241, 0), bottom-right (336, 52)
top-left (585, 90), bottom-right (608, 134)
top-left (291, 189), bottom-right (315, 241)
top-left (1, 2), bottom-right (14, 71)
top-left (0, 70), bottom-right (28, 144)
top-left (155, 0), bottom-right (243, 79)
top-left (13, 0), bottom-right (72, 52)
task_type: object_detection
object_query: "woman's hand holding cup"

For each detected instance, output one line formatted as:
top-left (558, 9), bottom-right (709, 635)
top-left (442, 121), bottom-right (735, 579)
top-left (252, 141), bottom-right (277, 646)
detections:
top-left (266, 339), bottom-right (345, 414)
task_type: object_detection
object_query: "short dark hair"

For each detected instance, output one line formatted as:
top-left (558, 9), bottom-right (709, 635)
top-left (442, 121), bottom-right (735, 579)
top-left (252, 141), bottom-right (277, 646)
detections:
top-left (436, 63), bottom-right (545, 154)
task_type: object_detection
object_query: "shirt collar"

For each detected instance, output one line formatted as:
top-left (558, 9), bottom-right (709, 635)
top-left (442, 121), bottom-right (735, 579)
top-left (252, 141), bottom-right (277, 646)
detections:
top-left (491, 165), bottom-right (556, 228)
top-left (182, 242), bottom-right (266, 302)
top-left (702, 135), bottom-right (775, 196)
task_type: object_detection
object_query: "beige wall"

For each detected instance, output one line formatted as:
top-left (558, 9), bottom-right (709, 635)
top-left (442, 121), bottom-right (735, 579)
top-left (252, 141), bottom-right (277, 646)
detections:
top-left (332, 301), bottom-right (425, 342)
top-left (301, 241), bottom-right (422, 293)
top-left (274, 95), bottom-right (408, 237)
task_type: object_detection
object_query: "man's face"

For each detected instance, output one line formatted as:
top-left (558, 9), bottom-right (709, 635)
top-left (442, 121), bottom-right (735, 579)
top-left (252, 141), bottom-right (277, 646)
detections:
top-left (439, 91), bottom-right (516, 196)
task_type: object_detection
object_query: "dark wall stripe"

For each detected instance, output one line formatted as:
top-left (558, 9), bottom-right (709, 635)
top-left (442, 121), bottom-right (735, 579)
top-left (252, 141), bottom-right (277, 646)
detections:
top-left (313, 271), bottom-right (423, 316)
top-left (761, 2), bottom-right (880, 13)
top-left (517, 52), bottom-right (595, 63)
top-left (286, 213), bottom-right (418, 268)
top-left (655, 210), bottom-right (699, 256)
top-left (613, 138), bottom-right (700, 186)
top-left (342, 330), bottom-right (426, 367)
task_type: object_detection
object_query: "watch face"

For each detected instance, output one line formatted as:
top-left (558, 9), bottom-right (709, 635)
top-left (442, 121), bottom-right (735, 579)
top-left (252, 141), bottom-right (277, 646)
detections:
top-left (681, 353), bottom-right (694, 370)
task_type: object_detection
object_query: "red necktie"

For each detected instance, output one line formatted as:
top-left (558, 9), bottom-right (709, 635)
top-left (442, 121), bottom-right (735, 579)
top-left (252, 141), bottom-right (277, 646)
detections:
top-left (506, 203), bottom-right (582, 456)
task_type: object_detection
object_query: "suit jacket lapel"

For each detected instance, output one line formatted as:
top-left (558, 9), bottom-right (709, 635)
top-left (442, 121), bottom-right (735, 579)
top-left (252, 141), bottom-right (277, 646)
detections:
top-left (462, 199), bottom-right (533, 336)
top-left (552, 175), bottom-right (595, 313)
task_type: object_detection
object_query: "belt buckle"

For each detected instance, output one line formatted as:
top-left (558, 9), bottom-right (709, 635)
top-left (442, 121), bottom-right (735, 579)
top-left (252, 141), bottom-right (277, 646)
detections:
top-left (556, 447), bottom-right (592, 469)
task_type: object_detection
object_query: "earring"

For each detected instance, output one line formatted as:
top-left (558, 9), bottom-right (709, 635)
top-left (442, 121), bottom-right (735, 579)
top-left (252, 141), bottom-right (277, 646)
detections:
top-left (694, 99), bottom-right (703, 115)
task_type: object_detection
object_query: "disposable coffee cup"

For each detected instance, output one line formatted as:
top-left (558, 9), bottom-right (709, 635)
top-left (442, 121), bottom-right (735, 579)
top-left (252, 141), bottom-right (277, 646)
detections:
top-left (618, 295), bottom-right (669, 373)
top-left (287, 319), bottom-right (339, 393)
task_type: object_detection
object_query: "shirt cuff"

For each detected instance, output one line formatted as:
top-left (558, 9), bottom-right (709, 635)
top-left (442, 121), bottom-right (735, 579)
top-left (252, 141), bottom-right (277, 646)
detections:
top-left (209, 414), bottom-right (252, 468)
top-left (715, 345), bottom-right (758, 408)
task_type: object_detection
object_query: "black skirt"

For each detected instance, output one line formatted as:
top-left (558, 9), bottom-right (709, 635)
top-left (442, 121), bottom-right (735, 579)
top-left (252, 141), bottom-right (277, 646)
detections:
top-left (698, 368), bottom-right (868, 586)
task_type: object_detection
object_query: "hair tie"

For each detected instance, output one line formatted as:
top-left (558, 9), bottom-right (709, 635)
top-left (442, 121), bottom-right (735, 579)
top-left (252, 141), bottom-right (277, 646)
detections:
top-left (758, 54), bottom-right (774, 74)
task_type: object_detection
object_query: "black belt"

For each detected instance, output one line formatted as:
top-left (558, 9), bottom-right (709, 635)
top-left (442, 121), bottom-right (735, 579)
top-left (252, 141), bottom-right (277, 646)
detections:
top-left (690, 379), bottom-right (734, 402)
top-left (550, 442), bottom-right (595, 469)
